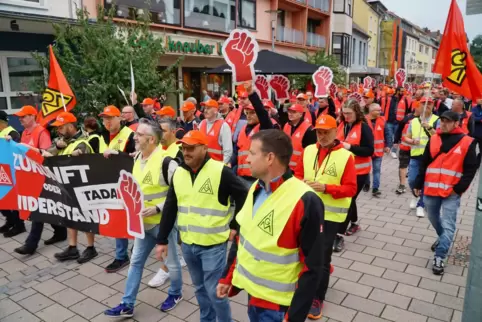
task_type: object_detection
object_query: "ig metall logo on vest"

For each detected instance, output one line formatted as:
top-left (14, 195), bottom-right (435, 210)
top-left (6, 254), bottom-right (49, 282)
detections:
top-left (258, 210), bottom-right (274, 236)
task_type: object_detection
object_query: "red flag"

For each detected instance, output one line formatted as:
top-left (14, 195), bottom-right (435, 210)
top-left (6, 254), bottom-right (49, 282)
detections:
top-left (37, 46), bottom-right (76, 126)
top-left (433, 0), bottom-right (482, 100)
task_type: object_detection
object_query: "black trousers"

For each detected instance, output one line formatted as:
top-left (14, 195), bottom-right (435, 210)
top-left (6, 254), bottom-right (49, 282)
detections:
top-left (316, 220), bottom-right (339, 302)
top-left (338, 174), bottom-right (368, 234)
top-left (25, 221), bottom-right (67, 249)
top-left (1, 210), bottom-right (23, 227)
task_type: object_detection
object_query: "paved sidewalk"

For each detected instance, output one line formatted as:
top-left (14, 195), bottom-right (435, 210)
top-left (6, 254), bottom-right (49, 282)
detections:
top-left (0, 156), bottom-right (476, 322)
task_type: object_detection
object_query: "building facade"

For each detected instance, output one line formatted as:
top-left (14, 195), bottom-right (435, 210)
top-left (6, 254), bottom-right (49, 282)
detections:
top-left (349, 22), bottom-right (369, 81)
top-left (331, 0), bottom-right (353, 68)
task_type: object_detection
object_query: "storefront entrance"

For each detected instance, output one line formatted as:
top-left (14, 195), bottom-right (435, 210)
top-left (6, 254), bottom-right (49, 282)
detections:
top-left (182, 67), bottom-right (231, 103)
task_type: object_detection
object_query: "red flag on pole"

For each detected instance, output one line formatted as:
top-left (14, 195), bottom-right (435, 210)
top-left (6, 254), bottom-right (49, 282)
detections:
top-left (432, 0), bottom-right (482, 100)
top-left (37, 45), bottom-right (76, 126)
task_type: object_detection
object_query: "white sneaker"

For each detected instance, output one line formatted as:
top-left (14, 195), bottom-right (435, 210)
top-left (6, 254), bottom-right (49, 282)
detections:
top-left (416, 206), bottom-right (425, 218)
top-left (410, 198), bottom-right (418, 209)
top-left (148, 268), bottom-right (170, 288)
top-left (179, 255), bottom-right (187, 268)
top-left (391, 152), bottom-right (398, 159)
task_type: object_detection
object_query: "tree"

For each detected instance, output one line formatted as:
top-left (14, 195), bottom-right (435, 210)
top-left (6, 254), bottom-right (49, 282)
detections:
top-left (288, 50), bottom-right (345, 90)
top-left (33, 5), bottom-right (182, 115)
top-left (471, 35), bottom-right (482, 73)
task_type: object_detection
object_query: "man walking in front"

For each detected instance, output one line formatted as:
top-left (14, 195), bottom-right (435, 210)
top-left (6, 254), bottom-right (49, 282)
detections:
top-left (156, 130), bottom-right (247, 322)
top-left (217, 129), bottom-right (325, 322)
top-left (105, 119), bottom-right (183, 318)
top-left (414, 111), bottom-right (477, 275)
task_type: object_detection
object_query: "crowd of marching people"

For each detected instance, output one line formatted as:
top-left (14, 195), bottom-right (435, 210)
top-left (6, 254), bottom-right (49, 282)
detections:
top-left (0, 79), bottom-right (480, 322)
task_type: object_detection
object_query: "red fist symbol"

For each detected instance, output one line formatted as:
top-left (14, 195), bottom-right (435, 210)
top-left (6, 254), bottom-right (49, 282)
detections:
top-left (329, 83), bottom-right (337, 98)
top-left (313, 67), bottom-right (333, 97)
top-left (255, 75), bottom-right (270, 100)
top-left (363, 77), bottom-right (372, 89)
top-left (396, 69), bottom-right (406, 88)
top-left (118, 170), bottom-right (144, 239)
top-left (269, 75), bottom-right (290, 100)
top-left (371, 78), bottom-right (377, 88)
top-left (223, 30), bottom-right (258, 83)
top-left (348, 92), bottom-right (363, 104)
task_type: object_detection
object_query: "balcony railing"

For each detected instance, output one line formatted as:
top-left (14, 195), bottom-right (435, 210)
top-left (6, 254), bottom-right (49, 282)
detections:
top-left (307, 0), bottom-right (330, 12)
top-left (104, 0), bottom-right (181, 25)
top-left (306, 32), bottom-right (326, 48)
top-left (294, 0), bottom-right (306, 3)
top-left (276, 26), bottom-right (304, 45)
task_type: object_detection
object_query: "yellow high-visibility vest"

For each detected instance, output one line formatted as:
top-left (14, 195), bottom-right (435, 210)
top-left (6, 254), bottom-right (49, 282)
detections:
top-left (232, 177), bottom-right (312, 306)
top-left (0, 126), bottom-right (17, 138)
top-left (173, 158), bottom-right (230, 246)
top-left (88, 134), bottom-right (107, 153)
top-left (58, 139), bottom-right (93, 155)
top-left (303, 144), bottom-right (353, 223)
top-left (410, 115), bottom-right (439, 157)
top-left (109, 127), bottom-right (133, 152)
top-left (132, 148), bottom-right (169, 225)
top-left (164, 143), bottom-right (181, 158)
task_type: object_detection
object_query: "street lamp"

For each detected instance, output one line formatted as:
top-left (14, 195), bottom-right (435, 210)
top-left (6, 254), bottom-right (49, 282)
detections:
top-left (265, 9), bottom-right (281, 51)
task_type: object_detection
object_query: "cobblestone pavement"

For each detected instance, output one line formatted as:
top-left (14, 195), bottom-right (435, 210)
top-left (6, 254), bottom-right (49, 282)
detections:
top-left (0, 156), bottom-right (477, 322)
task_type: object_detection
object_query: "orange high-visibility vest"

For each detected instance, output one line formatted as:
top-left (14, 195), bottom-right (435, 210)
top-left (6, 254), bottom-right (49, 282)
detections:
top-left (200, 119), bottom-right (224, 161)
top-left (424, 134), bottom-right (473, 197)
top-left (460, 111), bottom-right (472, 135)
top-left (381, 96), bottom-right (392, 120)
top-left (366, 117), bottom-right (385, 157)
top-left (224, 109), bottom-right (237, 130)
top-left (396, 97), bottom-right (411, 122)
top-left (237, 124), bottom-right (260, 177)
top-left (334, 99), bottom-right (344, 116)
top-left (337, 122), bottom-right (372, 175)
top-left (283, 121), bottom-right (311, 170)
top-left (304, 109), bottom-right (313, 125)
top-left (21, 124), bottom-right (49, 148)
top-left (400, 122), bottom-right (412, 151)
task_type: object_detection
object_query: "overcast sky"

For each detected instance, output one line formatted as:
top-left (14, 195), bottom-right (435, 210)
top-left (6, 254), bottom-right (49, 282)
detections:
top-left (380, 0), bottom-right (480, 42)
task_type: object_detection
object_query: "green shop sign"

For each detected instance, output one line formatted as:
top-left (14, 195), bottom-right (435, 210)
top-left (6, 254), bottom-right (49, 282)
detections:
top-left (165, 36), bottom-right (222, 56)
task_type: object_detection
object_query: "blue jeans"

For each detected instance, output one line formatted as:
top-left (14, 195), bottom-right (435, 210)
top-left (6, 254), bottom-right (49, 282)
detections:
top-left (121, 225), bottom-right (182, 306)
top-left (424, 194), bottom-right (461, 259)
top-left (248, 305), bottom-right (285, 322)
top-left (385, 122), bottom-right (398, 151)
top-left (408, 158), bottom-right (424, 208)
top-left (116, 238), bottom-right (129, 261)
top-left (181, 242), bottom-right (231, 322)
top-left (371, 156), bottom-right (382, 190)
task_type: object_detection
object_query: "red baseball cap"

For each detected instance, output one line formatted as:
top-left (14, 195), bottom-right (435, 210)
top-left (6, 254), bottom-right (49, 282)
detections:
top-left (314, 115), bottom-right (337, 130)
top-left (99, 105), bottom-right (121, 117)
top-left (51, 112), bottom-right (77, 127)
top-left (181, 101), bottom-right (196, 112)
top-left (244, 104), bottom-right (255, 110)
top-left (156, 106), bottom-right (176, 117)
top-left (141, 98), bottom-right (155, 105)
top-left (201, 99), bottom-right (219, 109)
top-left (218, 97), bottom-right (230, 104)
top-left (288, 104), bottom-right (304, 113)
top-left (239, 92), bottom-right (249, 99)
top-left (263, 100), bottom-right (274, 109)
top-left (14, 105), bottom-right (38, 117)
top-left (177, 130), bottom-right (208, 145)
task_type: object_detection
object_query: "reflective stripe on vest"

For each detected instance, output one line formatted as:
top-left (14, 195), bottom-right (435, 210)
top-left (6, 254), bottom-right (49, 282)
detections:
top-left (426, 168), bottom-right (463, 178)
top-left (366, 117), bottom-right (385, 157)
top-left (174, 158), bottom-right (231, 246)
top-left (109, 126), bottom-right (133, 152)
top-left (409, 115), bottom-right (439, 157)
top-left (424, 182), bottom-right (453, 190)
top-left (283, 121), bottom-right (311, 170)
top-left (303, 144), bottom-right (353, 223)
top-left (237, 124), bottom-right (260, 177)
top-left (200, 119), bottom-right (224, 161)
top-left (132, 147), bottom-right (168, 224)
top-left (336, 122), bottom-right (372, 175)
top-left (232, 177), bottom-right (311, 305)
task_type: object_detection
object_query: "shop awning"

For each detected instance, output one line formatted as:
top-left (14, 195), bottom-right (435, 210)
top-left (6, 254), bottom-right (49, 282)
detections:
top-left (205, 50), bottom-right (319, 75)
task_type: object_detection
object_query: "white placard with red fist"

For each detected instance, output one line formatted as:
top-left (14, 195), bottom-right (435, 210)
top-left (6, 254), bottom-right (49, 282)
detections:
top-left (255, 75), bottom-right (270, 100)
top-left (395, 68), bottom-right (407, 88)
top-left (222, 29), bottom-right (259, 84)
top-left (371, 78), bottom-right (377, 88)
top-left (348, 92), bottom-right (364, 105)
top-left (312, 66), bottom-right (333, 98)
top-left (329, 83), bottom-right (338, 98)
top-left (363, 76), bottom-right (373, 90)
top-left (269, 75), bottom-right (290, 101)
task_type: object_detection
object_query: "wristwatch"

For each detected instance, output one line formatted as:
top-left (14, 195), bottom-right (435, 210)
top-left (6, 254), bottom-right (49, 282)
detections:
top-left (155, 206), bottom-right (160, 213)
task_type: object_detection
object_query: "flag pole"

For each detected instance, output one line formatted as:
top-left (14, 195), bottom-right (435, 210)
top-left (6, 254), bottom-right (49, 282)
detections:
top-left (60, 92), bottom-right (67, 112)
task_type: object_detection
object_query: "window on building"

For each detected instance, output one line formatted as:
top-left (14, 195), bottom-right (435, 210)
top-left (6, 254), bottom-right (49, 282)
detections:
top-left (363, 42), bottom-right (366, 65)
top-left (347, 0), bottom-right (352, 16)
top-left (307, 19), bottom-right (319, 33)
top-left (0, 52), bottom-right (44, 112)
top-left (106, 0), bottom-right (181, 25)
top-left (352, 38), bottom-right (356, 65)
top-left (238, 0), bottom-right (256, 29)
top-left (332, 33), bottom-right (351, 67)
top-left (419, 44), bottom-right (423, 53)
top-left (277, 10), bottom-right (285, 27)
top-left (184, 0), bottom-right (235, 33)
top-left (424, 62), bottom-right (428, 71)
top-left (425, 46), bottom-right (429, 55)
top-left (358, 40), bottom-right (362, 65)
top-left (333, 0), bottom-right (344, 13)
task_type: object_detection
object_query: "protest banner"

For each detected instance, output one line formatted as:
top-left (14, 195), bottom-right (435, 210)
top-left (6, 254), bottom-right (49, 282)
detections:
top-left (222, 29), bottom-right (259, 83)
top-left (312, 66), bottom-right (333, 98)
top-left (0, 140), bottom-right (143, 239)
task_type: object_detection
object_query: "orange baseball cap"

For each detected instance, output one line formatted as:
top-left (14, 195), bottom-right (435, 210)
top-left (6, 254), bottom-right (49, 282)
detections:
top-left (364, 91), bottom-right (375, 99)
top-left (239, 92), bottom-right (249, 99)
top-left (99, 105), bottom-right (121, 117)
top-left (420, 97), bottom-right (434, 103)
top-left (201, 99), bottom-right (219, 109)
top-left (218, 96), bottom-right (230, 104)
top-left (177, 130), bottom-right (208, 146)
top-left (156, 106), bottom-right (176, 117)
top-left (14, 105), bottom-right (38, 117)
top-left (51, 112), bottom-right (77, 127)
top-left (412, 101), bottom-right (421, 108)
top-left (296, 93), bottom-right (308, 100)
top-left (288, 104), bottom-right (305, 113)
top-left (181, 101), bottom-right (196, 112)
top-left (314, 115), bottom-right (337, 130)
top-left (141, 98), bottom-right (155, 105)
